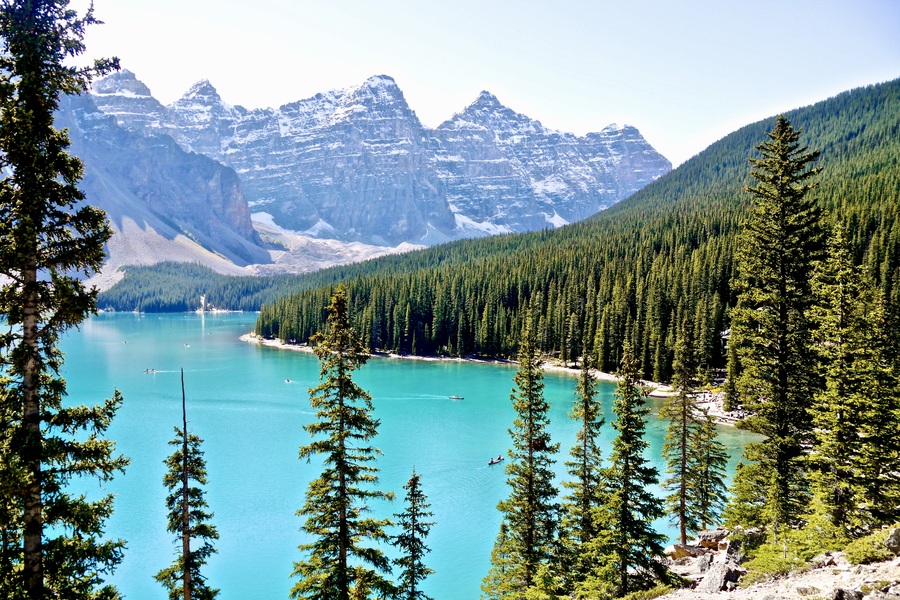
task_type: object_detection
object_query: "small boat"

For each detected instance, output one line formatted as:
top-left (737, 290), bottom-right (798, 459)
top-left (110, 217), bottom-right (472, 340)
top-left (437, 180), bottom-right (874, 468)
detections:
top-left (449, 395), bottom-right (464, 400)
top-left (488, 456), bottom-right (504, 466)
top-left (285, 379), bottom-right (292, 383)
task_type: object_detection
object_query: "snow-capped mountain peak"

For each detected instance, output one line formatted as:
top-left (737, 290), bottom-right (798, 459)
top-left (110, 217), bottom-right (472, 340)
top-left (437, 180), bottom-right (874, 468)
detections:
top-left (89, 72), bottom-right (671, 246)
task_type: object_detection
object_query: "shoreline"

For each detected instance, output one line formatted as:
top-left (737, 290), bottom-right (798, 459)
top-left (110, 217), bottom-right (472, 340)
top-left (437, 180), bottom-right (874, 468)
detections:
top-left (240, 332), bottom-right (741, 427)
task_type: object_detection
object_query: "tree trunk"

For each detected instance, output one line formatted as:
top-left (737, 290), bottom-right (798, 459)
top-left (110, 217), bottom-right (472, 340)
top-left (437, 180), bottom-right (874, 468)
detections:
top-left (23, 262), bottom-right (42, 600)
top-left (182, 370), bottom-right (191, 600)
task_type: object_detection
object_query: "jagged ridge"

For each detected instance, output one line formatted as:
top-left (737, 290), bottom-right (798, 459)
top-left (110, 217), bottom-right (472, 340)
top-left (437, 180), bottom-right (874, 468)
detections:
top-left (91, 70), bottom-right (672, 246)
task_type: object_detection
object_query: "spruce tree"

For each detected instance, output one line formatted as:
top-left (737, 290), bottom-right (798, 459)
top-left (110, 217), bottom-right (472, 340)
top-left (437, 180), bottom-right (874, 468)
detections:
top-left (580, 345), bottom-right (668, 598)
top-left (726, 115), bottom-right (825, 531)
top-left (482, 313), bottom-right (559, 597)
top-left (481, 521), bottom-right (515, 600)
top-left (659, 321), bottom-right (701, 545)
top-left (392, 469), bottom-right (435, 600)
top-left (0, 2), bottom-right (126, 598)
top-left (808, 227), bottom-right (900, 534)
top-left (690, 409), bottom-right (729, 531)
top-left (558, 346), bottom-right (605, 590)
top-left (722, 461), bottom-right (768, 529)
top-left (292, 285), bottom-right (394, 600)
top-left (155, 371), bottom-right (219, 600)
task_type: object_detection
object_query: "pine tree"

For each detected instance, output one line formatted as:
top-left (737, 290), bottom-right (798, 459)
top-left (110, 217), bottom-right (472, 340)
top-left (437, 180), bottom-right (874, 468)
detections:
top-left (0, 2), bottom-right (126, 598)
top-left (808, 227), bottom-right (900, 534)
top-left (558, 347), bottom-right (605, 590)
top-left (155, 370), bottom-right (219, 600)
top-left (722, 461), bottom-right (768, 529)
top-left (481, 521), bottom-right (516, 600)
top-left (854, 304), bottom-right (900, 527)
top-left (482, 313), bottom-right (559, 597)
top-left (659, 321), bottom-right (701, 545)
top-left (392, 470), bottom-right (435, 600)
top-left (727, 115), bottom-right (825, 531)
top-left (690, 409), bottom-right (729, 531)
top-left (292, 285), bottom-right (394, 600)
top-left (580, 345), bottom-right (668, 598)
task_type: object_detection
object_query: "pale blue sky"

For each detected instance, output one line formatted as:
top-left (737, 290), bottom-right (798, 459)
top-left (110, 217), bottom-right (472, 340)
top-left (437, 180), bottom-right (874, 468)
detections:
top-left (73, 0), bottom-right (900, 166)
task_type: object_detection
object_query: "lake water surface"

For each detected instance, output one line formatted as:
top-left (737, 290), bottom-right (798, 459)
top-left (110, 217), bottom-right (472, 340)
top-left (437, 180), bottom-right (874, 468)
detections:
top-left (60, 313), bottom-right (756, 600)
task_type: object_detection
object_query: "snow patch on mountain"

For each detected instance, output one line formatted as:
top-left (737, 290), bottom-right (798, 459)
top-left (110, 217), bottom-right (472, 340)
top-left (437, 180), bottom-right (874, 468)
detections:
top-left (90, 71), bottom-right (672, 246)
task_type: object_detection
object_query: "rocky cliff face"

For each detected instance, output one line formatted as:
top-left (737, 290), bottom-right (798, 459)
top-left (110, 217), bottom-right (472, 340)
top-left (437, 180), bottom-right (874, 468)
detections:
top-left (57, 93), bottom-right (270, 277)
top-left (91, 71), bottom-right (672, 246)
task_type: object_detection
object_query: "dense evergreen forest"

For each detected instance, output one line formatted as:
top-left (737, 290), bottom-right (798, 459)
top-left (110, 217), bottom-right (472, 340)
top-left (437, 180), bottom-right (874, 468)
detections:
top-left (101, 78), bottom-right (900, 381)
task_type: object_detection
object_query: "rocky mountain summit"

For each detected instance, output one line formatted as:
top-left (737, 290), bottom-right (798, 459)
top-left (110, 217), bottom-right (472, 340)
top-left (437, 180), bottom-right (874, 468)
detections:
top-left (57, 93), bottom-right (271, 284)
top-left (90, 71), bottom-right (671, 246)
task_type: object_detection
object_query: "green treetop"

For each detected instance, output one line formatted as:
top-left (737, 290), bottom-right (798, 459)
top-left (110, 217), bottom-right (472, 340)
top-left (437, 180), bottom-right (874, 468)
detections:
top-left (155, 373), bottom-right (219, 600)
top-left (482, 312), bottom-right (559, 598)
top-left (690, 409), bottom-right (729, 532)
top-left (292, 285), bottom-right (394, 600)
top-left (580, 345), bottom-right (668, 598)
top-left (558, 346), bottom-right (606, 591)
top-left (659, 320), bottom-right (702, 546)
top-left (727, 115), bottom-right (825, 531)
top-left (0, 1), bottom-right (126, 598)
top-left (808, 226), bottom-right (900, 534)
top-left (392, 469), bottom-right (435, 600)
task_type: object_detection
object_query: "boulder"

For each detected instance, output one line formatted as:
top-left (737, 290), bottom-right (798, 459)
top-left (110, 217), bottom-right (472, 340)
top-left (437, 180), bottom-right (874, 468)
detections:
top-left (725, 537), bottom-right (746, 564)
top-left (665, 543), bottom-right (708, 559)
top-left (697, 561), bottom-right (746, 593)
top-left (885, 528), bottom-right (900, 556)
top-left (863, 592), bottom-right (900, 600)
top-left (696, 528), bottom-right (730, 549)
top-left (830, 589), bottom-right (863, 600)
top-left (810, 552), bottom-right (837, 568)
top-left (698, 553), bottom-right (715, 573)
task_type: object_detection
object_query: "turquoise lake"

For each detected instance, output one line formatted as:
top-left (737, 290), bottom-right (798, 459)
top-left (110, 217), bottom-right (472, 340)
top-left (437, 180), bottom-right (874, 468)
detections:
top-left (60, 312), bottom-right (757, 599)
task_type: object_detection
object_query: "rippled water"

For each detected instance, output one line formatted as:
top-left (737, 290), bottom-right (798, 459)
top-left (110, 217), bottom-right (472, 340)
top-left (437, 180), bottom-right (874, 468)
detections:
top-left (60, 312), bottom-right (755, 600)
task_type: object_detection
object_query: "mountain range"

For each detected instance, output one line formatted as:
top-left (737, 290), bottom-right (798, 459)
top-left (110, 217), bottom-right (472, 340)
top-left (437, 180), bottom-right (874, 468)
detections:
top-left (85, 71), bottom-right (668, 245)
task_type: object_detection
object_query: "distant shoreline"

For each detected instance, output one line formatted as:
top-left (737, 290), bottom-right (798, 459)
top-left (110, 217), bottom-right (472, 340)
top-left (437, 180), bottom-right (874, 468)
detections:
top-left (239, 332), bottom-right (742, 427)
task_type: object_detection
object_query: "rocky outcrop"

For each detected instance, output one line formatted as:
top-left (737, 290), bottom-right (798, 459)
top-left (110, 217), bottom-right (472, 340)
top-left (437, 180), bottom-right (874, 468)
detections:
top-left (885, 529), bottom-right (900, 556)
top-left (432, 92), bottom-right (671, 235)
top-left (57, 93), bottom-right (270, 275)
top-left (91, 71), bottom-right (671, 246)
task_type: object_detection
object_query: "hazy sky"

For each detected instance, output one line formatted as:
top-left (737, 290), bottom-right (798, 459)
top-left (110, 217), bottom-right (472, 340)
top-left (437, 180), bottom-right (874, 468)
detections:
top-left (71, 0), bottom-right (900, 166)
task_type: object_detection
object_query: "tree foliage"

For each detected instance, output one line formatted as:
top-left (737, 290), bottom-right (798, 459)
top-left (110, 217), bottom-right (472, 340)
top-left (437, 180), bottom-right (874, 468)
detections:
top-left (0, 1), bottom-right (127, 597)
top-left (483, 313), bottom-right (559, 597)
top-left (291, 285), bottom-right (394, 600)
top-left (659, 321), bottom-right (702, 545)
top-left (807, 226), bottom-right (900, 534)
top-left (155, 371), bottom-right (219, 600)
top-left (558, 347), bottom-right (606, 591)
top-left (727, 115), bottom-right (825, 531)
top-left (580, 347), bottom-right (668, 598)
top-left (392, 470), bottom-right (435, 600)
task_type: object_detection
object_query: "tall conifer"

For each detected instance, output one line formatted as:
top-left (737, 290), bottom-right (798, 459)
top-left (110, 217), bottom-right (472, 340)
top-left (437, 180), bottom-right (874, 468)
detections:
top-left (155, 370), bottom-right (219, 600)
top-left (559, 346), bottom-right (605, 590)
top-left (392, 470), bottom-right (435, 600)
top-left (482, 313), bottom-right (559, 597)
top-left (690, 409), bottom-right (729, 531)
top-left (808, 227), bottom-right (900, 533)
top-left (0, 2), bottom-right (126, 597)
top-left (659, 321), bottom-right (701, 545)
top-left (292, 285), bottom-right (394, 599)
top-left (727, 115), bottom-right (824, 531)
top-left (580, 345), bottom-right (668, 598)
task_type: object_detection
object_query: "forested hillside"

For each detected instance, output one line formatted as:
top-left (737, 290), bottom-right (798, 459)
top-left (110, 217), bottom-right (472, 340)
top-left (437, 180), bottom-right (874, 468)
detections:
top-left (251, 79), bottom-right (900, 380)
top-left (102, 78), bottom-right (900, 381)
